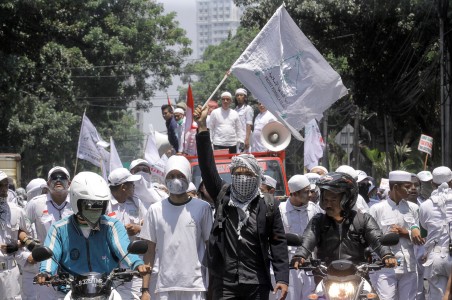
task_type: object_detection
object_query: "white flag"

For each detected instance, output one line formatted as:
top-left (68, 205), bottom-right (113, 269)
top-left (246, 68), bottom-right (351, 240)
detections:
top-left (77, 114), bottom-right (109, 167)
top-left (99, 147), bottom-right (110, 180)
top-left (304, 119), bottom-right (325, 170)
top-left (150, 154), bottom-right (168, 184)
top-left (144, 125), bottom-right (160, 164)
top-left (231, 5), bottom-right (347, 141)
top-left (109, 136), bottom-right (123, 172)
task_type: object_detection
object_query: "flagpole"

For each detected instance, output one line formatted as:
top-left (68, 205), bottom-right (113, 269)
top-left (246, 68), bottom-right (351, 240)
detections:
top-left (74, 108), bottom-right (87, 177)
top-left (202, 70), bottom-right (231, 108)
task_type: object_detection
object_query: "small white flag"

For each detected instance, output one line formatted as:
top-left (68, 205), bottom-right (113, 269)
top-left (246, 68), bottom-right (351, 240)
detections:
top-left (109, 136), bottom-right (123, 172)
top-left (304, 119), bottom-right (325, 170)
top-left (77, 113), bottom-right (109, 167)
top-left (144, 125), bottom-right (160, 164)
top-left (231, 6), bottom-right (347, 141)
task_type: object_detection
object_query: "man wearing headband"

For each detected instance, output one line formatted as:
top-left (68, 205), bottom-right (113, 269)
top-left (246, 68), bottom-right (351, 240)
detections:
top-left (194, 105), bottom-right (289, 300)
top-left (234, 88), bottom-right (253, 153)
top-left (208, 91), bottom-right (245, 154)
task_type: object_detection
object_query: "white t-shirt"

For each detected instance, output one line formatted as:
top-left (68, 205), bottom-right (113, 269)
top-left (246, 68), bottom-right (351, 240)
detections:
top-left (209, 107), bottom-right (245, 146)
top-left (0, 202), bottom-right (27, 260)
top-left (140, 197), bottom-right (213, 293)
top-left (235, 104), bottom-right (254, 129)
top-left (252, 110), bottom-right (277, 152)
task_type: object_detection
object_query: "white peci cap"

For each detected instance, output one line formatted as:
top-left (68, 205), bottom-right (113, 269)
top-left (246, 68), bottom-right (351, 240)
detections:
top-left (336, 165), bottom-right (357, 179)
top-left (389, 170), bottom-right (412, 182)
top-left (262, 175), bottom-right (277, 189)
top-left (288, 174), bottom-right (310, 193)
top-left (0, 171), bottom-right (7, 182)
top-left (417, 171), bottom-right (433, 182)
top-left (432, 166), bottom-right (452, 185)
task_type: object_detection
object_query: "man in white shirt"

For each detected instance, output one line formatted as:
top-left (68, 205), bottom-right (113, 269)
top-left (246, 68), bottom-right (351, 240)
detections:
top-left (279, 175), bottom-right (322, 300)
top-left (419, 166), bottom-right (452, 300)
top-left (369, 170), bottom-right (420, 300)
top-left (140, 155), bottom-right (213, 300)
top-left (107, 168), bottom-right (147, 300)
top-left (0, 170), bottom-right (28, 300)
top-left (251, 102), bottom-right (277, 152)
top-left (23, 166), bottom-right (74, 299)
top-left (209, 91), bottom-right (244, 154)
top-left (234, 88), bottom-right (254, 153)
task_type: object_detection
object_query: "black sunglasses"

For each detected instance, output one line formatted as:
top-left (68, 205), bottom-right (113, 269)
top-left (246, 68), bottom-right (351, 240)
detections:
top-left (50, 174), bottom-right (68, 181)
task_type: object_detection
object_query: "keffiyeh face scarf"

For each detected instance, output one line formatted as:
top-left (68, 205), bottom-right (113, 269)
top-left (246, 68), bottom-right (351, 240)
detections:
top-left (229, 154), bottom-right (263, 240)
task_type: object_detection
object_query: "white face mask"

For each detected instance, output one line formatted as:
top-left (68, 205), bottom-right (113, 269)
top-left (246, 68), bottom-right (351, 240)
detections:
top-left (166, 178), bottom-right (189, 195)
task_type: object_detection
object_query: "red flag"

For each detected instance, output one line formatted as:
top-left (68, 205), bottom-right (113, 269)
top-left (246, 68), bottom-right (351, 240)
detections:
top-left (167, 93), bottom-right (172, 107)
top-left (185, 84), bottom-right (195, 132)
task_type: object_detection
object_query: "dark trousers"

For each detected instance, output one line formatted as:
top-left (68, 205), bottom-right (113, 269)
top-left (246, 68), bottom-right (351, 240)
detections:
top-left (210, 277), bottom-right (270, 300)
top-left (213, 144), bottom-right (237, 154)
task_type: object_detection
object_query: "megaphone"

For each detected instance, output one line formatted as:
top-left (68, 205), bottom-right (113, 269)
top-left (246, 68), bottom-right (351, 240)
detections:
top-left (155, 131), bottom-right (172, 156)
top-left (261, 121), bottom-right (291, 152)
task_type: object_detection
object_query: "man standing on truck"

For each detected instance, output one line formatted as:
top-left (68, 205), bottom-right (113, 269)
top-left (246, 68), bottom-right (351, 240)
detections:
top-left (194, 105), bottom-right (289, 300)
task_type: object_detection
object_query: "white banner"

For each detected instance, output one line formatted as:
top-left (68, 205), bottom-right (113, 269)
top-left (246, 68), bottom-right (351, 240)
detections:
top-left (144, 125), bottom-right (160, 164)
top-left (76, 114), bottom-right (108, 168)
top-left (150, 154), bottom-right (168, 184)
top-left (231, 5), bottom-right (348, 141)
top-left (109, 136), bottom-right (123, 172)
top-left (304, 119), bottom-right (325, 170)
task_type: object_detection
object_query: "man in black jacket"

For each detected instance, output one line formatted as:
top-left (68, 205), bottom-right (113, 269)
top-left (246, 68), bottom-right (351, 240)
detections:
top-left (194, 105), bottom-right (289, 300)
top-left (291, 172), bottom-right (397, 268)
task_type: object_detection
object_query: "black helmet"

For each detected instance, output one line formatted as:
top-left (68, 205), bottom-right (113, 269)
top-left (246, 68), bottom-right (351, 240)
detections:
top-left (318, 172), bottom-right (358, 215)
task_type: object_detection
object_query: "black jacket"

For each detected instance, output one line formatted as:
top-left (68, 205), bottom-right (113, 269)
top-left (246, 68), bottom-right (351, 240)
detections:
top-left (196, 130), bottom-right (289, 286)
top-left (295, 210), bottom-right (393, 265)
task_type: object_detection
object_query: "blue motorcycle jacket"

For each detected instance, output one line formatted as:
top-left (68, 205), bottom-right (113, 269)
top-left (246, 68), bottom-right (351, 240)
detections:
top-left (40, 215), bottom-right (144, 276)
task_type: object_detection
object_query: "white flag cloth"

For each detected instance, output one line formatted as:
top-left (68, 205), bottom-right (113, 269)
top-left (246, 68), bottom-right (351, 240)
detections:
top-left (109, 136), bottom-right (123, 172)
top-left (77, 113), bottom-right (109, 167)
top-left (150, 154), bottom-right (168, 184)
top-left (231, 5), bottom-right (348, 141)
top-left (304, 119), bottom-right (325, 170)
top-left (144, 125), bottom-right (160, 164)
top-left (99, 147), bottom-right (110, 180)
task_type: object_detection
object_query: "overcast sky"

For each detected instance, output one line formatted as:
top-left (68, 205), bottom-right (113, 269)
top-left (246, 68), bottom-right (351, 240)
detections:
top-left (143, 0), bottom-right (197, 133)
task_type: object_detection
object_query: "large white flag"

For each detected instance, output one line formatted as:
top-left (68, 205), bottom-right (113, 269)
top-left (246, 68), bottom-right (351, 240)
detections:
top-left (77, 113), bottom-right (109, 167)
top-left (304, 119), bottom-right (325, 170)
top-left (109, 136), bottom-right (123, 172)
top-left (231, 5), bottom-right (347, 141)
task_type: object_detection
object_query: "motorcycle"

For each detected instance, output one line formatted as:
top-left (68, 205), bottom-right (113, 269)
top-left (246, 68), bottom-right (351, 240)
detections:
top-left (286, 232), bottom-right (399, 300)
top-left (32, 240), bottom-right (148, 300)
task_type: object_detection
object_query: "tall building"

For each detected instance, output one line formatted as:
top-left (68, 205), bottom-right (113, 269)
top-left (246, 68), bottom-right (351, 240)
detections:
top-left (196, 0), bottom-right (244, 57)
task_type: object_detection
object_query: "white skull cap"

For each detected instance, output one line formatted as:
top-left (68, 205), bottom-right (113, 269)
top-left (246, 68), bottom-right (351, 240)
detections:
top-left (288, 174), bottom-right (310, 193)
top-left (336, 165), bottom-right (357, 179)
top-left (432, 166), bottom-right (452, 185)
top-left (221, 91), bottom-right (232, 99)
top-left (388, 170), bottom-right (412, 182)
top-left (417, 171), bottom-right (433, 182)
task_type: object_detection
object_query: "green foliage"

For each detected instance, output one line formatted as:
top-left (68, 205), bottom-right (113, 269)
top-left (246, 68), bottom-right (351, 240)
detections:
top-left (180, 27), bottom-right (260, 105)
top-left (0, 0), bottom-right (191, 182)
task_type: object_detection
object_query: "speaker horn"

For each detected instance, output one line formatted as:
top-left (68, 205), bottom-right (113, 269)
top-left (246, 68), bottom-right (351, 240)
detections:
top-left (261, 121), bottom-right (292, 152)
top-left (154, 131), bottom-right (173, 156)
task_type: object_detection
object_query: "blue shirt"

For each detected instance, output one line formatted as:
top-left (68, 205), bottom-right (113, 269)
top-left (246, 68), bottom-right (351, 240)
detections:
top-left (40, 215), bottom-right (144, 275)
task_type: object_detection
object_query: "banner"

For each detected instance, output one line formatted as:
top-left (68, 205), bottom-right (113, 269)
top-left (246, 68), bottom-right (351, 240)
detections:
top-left (150, 154), bottom-right (168, 184)
top-left (418, 134), bottom-right (433, 156)
top-left (230, 5), bottom-right (348, 141)
top-left (109, 136), bottom-right (123, 172)
top-left (76, 113), bottom-right (109, 168)
top-left (304, 119), bottom-right (325, 170)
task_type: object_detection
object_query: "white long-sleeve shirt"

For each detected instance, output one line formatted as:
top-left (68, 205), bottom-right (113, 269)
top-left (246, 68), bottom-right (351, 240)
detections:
top-left (209, 107), bottom-right (245, 146)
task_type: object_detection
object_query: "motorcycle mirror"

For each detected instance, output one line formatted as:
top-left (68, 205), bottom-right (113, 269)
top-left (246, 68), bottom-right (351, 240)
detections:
top-left (380, 232), bottom-right (399, 246)
top-left (127, 240), bottom-right (148, 255)
top-left (285, 233), bottom-right (303, 247)
top-left (32, 246), bottom-right (54, 262)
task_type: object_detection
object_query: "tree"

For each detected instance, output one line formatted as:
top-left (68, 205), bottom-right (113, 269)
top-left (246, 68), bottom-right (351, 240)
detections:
top-left (0, 0), bottom-right (191, 183)
top-left (181, 27), bottom-right (260, 105)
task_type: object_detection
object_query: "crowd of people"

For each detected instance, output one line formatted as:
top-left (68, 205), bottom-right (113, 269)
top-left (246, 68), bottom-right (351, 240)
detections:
top-left (1, 89), bottom-right (452, 300)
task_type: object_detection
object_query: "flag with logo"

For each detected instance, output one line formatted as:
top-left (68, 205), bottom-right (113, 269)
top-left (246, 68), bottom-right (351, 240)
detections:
top-left (230, 5), bottom-right (348, 141)
top-left (304, 119), bottom-right (325, 170)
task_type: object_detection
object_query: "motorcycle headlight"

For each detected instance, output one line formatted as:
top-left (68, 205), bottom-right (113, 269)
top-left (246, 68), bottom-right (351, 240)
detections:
top-left (327, 281), bottom-right (357, 300)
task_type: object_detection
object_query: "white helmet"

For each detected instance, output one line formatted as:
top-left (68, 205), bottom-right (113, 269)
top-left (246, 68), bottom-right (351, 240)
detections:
top-left (69, 172), bottom-right (110, 229)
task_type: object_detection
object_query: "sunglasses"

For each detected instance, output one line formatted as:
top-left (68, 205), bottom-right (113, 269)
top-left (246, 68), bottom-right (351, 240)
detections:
top-left (50, 174), bottom-right (68, 181)
top-left (81, 199), bottom-right (105, 210)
